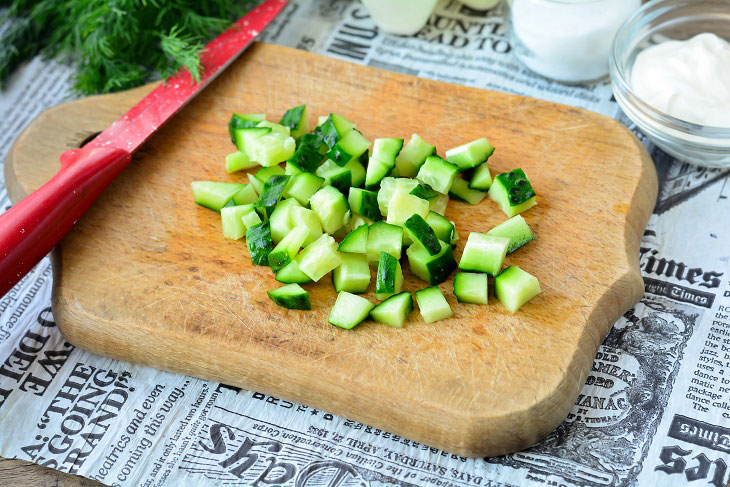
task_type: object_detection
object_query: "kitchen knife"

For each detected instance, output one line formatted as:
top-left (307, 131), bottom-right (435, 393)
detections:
top-left (0, 0), bottom-right (288, 297)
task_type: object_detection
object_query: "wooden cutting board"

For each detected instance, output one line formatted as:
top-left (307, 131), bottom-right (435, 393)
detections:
top-left (4, 43), bottom-right (657, 458)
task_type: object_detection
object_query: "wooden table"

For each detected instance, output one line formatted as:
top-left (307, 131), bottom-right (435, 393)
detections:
top-left (0, 458), bottom-right (100, 486)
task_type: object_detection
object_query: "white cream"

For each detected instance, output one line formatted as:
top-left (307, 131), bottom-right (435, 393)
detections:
top-left (631, 33), bottom-right (730, 128)
top-left (460, 0), bottom-right (501, 9)
top-left (510, 0), bottom-right (640, 83)
top-left (360, 0), bottom-right (438, 36)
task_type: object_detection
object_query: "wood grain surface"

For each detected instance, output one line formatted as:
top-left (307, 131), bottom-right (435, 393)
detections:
top-left (4, 43), bottom-right (657, 458)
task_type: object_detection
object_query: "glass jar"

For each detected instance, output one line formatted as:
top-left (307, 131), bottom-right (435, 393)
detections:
top-left (361, 0), bottom-right (439, 36)
top-left (506, 0), bottom-right (640, 83)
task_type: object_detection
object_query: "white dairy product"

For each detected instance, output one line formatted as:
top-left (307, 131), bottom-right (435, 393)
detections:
top-left (360, 0), bottom-right (438, 36)
top-left (631, 33), bottom-right (730, 128)
top-left (509, 0), bottom-right (640, 83)
top-left (460, 0), bottom-right (501, 9)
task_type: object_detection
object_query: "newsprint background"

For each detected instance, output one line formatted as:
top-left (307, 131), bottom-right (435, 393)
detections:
top-left (1, 1), bottom-right (729, 486)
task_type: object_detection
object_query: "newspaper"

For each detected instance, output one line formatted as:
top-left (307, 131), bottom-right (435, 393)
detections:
top-left (1, 1), bottom-right (729, 485)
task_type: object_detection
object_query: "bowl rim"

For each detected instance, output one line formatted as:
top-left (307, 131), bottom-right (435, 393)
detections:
top-left (609, 0), bottom-right (730, 138)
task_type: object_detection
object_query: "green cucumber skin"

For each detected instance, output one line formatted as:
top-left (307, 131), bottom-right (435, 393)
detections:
top-left (458, 233), bottom-right (509, 276)
top-left (275, 260), bottom-right (313, 284)
top-left (268, 250), bottom-right (291, 271)
top-left (376, 252), bottom-right (399, 294)
top-left (372, 138), bottom-right (404, 164)
top-left (453, 272), bottom-right (489, 304)
top-left (326, 144), bottom-right (354, 166)
top-left (407, 241), bottom-right (457, 285)
top-left (404, 214), bottom-right (441, 256)
top-left (267, 284), bottom-right (311, 310)
top-left (338, 224), bottom-right (369, 253)
top-left (279, 105), bottom-right (308, 138)
top-left (410, 183), bottom-right (439, 200)
top-left (494, 168), bottom-right (536, 207)
top-left (255, 175), bottom-right (290, 214)
top-left (425, 212), bottom-right (454, 243)
top-left (228, 113), bottom-right (265, 143)
top-left (348, 189), bottom-right (381, 222)
top-left (246, 222), bottom-right (273, 266)
top-left (288, 145), bottom-right (324, 173)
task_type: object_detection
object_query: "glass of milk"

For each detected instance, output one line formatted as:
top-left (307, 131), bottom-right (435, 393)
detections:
top-left (506, 0), bottom-right (641, 83)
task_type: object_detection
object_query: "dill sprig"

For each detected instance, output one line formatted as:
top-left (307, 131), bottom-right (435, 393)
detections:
top-left (0, 0), bottom-right (259, 94)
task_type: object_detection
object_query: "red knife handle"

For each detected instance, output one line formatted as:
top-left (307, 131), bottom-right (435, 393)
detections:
top-left (0, 146), bottom-right (131, 296)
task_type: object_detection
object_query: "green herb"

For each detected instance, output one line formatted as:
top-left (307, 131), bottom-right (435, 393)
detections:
top-left (0, 0), bottom-right (259, 95)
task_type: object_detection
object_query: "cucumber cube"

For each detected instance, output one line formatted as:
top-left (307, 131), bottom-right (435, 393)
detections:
top-left (333, 253), bottom-right (370, 293)
top-left (279, 104), bottom-right (309, 139)
top-left (445, 137), bottom-right (495, 171)
top-left (448, 177), bottom-right (487, 205)
top-left (248, 134), bottom-right (296, 167)
top-left (395, 134), bottom-right (436, 177)
top-left (233, 126), bottom-right (270, 153)
top-left (348, 188), bottom-right (382, 222)
top-left (415, 286), bottom-right (452, 323)
top-left (225, 151), bottom-right (257, 173)
top-left (328, 292), bottom-right (375, 330)
top-left (458, 233), bottom-right (509, 276)
top-left (269, 198), bottom-right (301, 243)
top-left (288, 133), bottom-right (325, 173)
top-left (370, 292), bottom-right (413, 328)
top-left (254, 175), bottom-right (290, 216)
top-left (406, 240), bottom-right (457, 285)
top-left (416, 156), bottom-right (459, 195)
top-left (191, 181), bottom-right (243, 212)
top-left (377, 178), bottom-right (419, 216)
top-left (376, 252), bottom-right (404, 300)
top-left (288, 207), bottom-right (323, 246)
top-left (487, 215), bottom-right (535, 253)
top-left (268, 226), bottom-right (309, 271)
top-left (343, 157), bottom-right (366, 188)
top-left (326, 129), bottom-right (371, 166)
top-left (425, 212), bottom-right (454, 243)
top-left (246, 221), bottom-right (273, 266)
top-left (267, 283), bottom-right (311, 310)
top-left (372, 138), bottom-right (404, 165)
top-left (285, 161), bottom-right (304, 176)
top-left (366, 222), bottom-right (403, 262)
top-left (296, 234), bottom-right (342, 282)
top-left (275, 259), bottom-right (312, 284)
top-left (310, 186), bottom-right (351, 235)
top-left (453, 272), bottom-right (489, 304)
top-left (409, 183), bottom-right (439, 200)
top-left (494, 266), bottom-right (541, 313)
top-left (241, 210), bottom-right (262, 229)
top-left (429, 193), bottom-right (449, 215)
top-left (232, 184), bottom-right (259, 205)
top-left (404, 214), bottom-right (441, 256)
top-left (468, 162), bottom-right (492, 191)
top-left (254, 165), bottom-right (286, 187)
top-left (365, 156), bottom-right (394, 190)
top-left (317, 163), bottom-right (352, 194)
top-left (228, 113), bottom-right (265, 143)
top-left (338, 224), bottom-right (369, 253)
top-left (221, 205), bottom-right (253, 240)
top-left (283, 172), bottom-right (324, 206)
top-left (386, 190), bottom-right (430, 227)
top-left (315, 113), bottom-right (355, 148)
top-left (488, 168), bottom-right (537, 217)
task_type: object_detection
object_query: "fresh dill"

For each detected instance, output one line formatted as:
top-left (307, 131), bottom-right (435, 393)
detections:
top-left (0, 0), bottom-right (259, 94)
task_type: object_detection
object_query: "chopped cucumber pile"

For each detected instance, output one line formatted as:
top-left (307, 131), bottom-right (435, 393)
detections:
top-left (191, 104), bottom-right (543, 328)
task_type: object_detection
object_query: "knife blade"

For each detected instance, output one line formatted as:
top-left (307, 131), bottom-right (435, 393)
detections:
top-left (0, 0), bottom-right (288, 297)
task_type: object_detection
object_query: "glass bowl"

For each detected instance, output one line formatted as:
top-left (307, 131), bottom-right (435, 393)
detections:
top-left (610, 0), bottom-right (730, 168)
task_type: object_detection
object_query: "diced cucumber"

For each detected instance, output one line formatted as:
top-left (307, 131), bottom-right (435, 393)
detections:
top-left (241, 210), bottom-right (262, 229)
top-left (296, 234), bottom-right (341, 282)
top-left (317, 115), bottom-right (328, 126)
top-left (372, 138), bottom-right (404, 165)
top-left (225, 151), bottom-right (257, 173)
top-left (404, 214), bottom-right (441, 256)
top-left (458, 232), bottom-right (509, 276)
top-left (232, 184), bottom-right (258, 205)
top-left (254, 175), bottom-right (290, 216)
top-left (366, 221), bottom-right (403, 262)
top-left (269, 198), bottom-right (301, 243)
top-left (288, 133), bottom-right (325, 173)
top-left (377, 178), bottom-right (419, 216)
top-left (494, 266), bottom-right (541, 313)
top-left (314, 113), bottom-right (356, 148)
top-left (221, 205), bottom-right (254, 240)
top-left (407, 240), bottom-right (457, 285)
top-left (333, 253), bottom-right (370, 293)
top-left (425, 212), bottom-right (454, 243)
top-left (339, 224), bottom-right (369, 253)
top-left (450, 226), bottom-right (459, 246)
top-left (268, 226), bottom-right (308, 271)
top-left (343, 158), bottom-right (366, 188)
top-left (276, 259), bottom-right (313, 284)
top-left (328, 292), bottom-right (374, 330)
top-left (376, 252), bottom-right (403, 300)
top-left (386, 190), bottom-right (430, 227)
top-left (257, 120), bottom-right (291, 137)
top-left (247, 132), bottom-right (296, 167)
top-left (279, 104), bottom-right (309, 139)
top-left (254, 165), bottom-right (286, 185)
top-left (468, 162), bottom-right (492, 191)
top-left (409, 183), bottom-right (439, 200)
top-left (283, 172), bottom-right (324, 206)
top-left (453, 272), bottom-right (488, 304)
top-left (191, 181), bottom-right (243, 211)
top-left (445, 137), bottom-right (495, 171)
top-left (326, 129), bottom-right (371, 166)
top-left (316, 160), bottom-right (352, 194)
top-left (233, 126), bottom-right (271, 154)
top-left (289, 206), bottom-right (323, 246)
top-left (488, 168), bottom-right (537, 217)
top-left (370, 292), bottom-right (413, 328)
top-left (487, 215), bottom-right (534, 253)
top-left (285, 161), bottom-right (303, 176)
top-left (248, 174), bottom-right (263, 194)
top-left (365, 157), bottom-right (394, 189)
top-left (395, 134), bottom-right (436, 177)
top-left (267, 283), bottom-right (311, 310)
top-left (416, 156), bottom-right (458, 195)
top-left (348, 188), bottom-right (382, 222)
top-left (348, 213), bottom-right (375, 232)
top-left (228, 113), bottom-right (266, 143)
top-left (429, 194), bottom-right (449, 215)
top-left (310, 186), bottom-right (351, 234)
top-left (415, 286), bottom-right (452, 323)
top-left (448, 177), bottom-right (487, 205)
top-left (329, 113), bottom-right (356, 136)
top-left (246, 221), bottom-right (273, 266)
